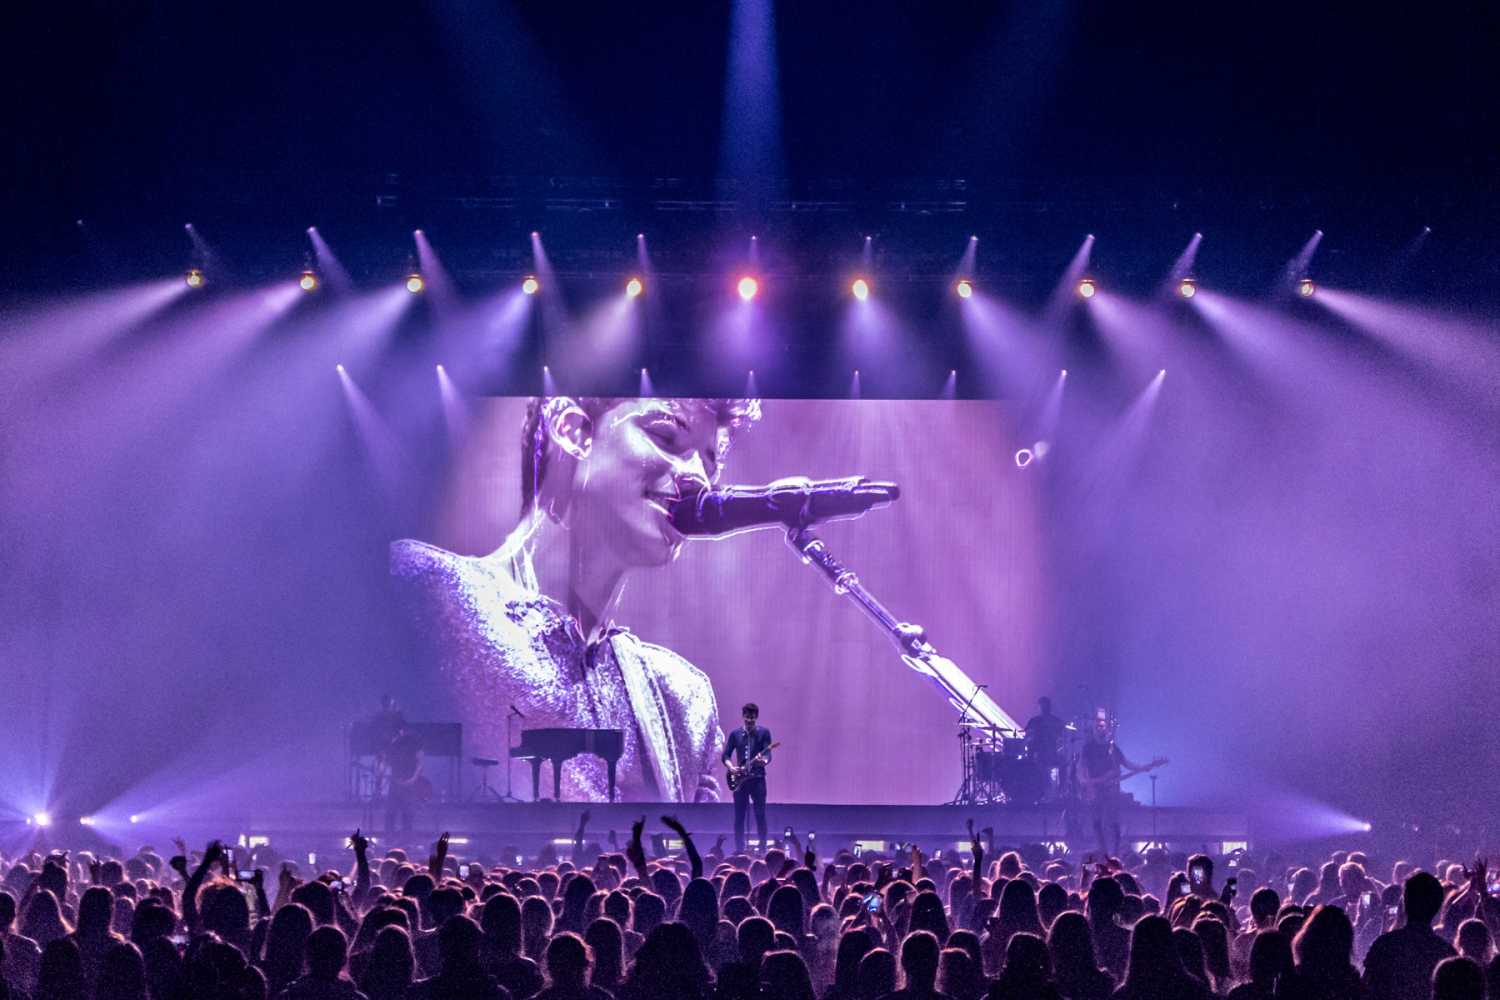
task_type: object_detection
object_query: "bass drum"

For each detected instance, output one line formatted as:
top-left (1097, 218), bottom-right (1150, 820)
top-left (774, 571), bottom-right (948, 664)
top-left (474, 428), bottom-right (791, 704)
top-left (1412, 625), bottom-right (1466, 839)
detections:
top-left (998, 756), bottom-right (1048, 806)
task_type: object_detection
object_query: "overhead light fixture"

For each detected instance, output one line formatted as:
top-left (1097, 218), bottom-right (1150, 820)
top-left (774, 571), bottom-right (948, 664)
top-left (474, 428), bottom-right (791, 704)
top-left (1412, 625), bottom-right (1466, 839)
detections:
top-left (955, 279), bottom-right (973, 299)
top-left (405, 273), bottom-right (425, 294)
top-left (1077, 278), bottom-right (1097, 299)
top-left (184, 268), bottom-right (205, 289)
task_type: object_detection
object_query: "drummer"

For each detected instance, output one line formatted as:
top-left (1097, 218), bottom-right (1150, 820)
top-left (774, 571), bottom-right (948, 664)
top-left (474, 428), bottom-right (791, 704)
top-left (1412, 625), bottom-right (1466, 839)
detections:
top-left (1023, 696), bottom-right (1069, 780)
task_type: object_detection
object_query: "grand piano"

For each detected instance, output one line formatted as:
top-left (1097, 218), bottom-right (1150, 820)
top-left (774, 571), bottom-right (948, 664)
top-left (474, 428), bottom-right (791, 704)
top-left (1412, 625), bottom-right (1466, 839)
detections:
top-left (510, 727), bottom-right (624, 802)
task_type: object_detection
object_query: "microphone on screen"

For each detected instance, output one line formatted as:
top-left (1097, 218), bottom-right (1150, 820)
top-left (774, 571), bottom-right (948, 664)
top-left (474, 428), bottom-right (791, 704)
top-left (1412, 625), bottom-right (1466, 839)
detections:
top-left (668, 476), bottom-right (900, 538)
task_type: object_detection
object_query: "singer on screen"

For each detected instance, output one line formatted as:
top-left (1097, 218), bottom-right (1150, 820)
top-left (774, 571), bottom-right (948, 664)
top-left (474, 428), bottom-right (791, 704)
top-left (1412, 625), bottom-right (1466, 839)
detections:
top-left (391, 396), bottom-right (760, 803)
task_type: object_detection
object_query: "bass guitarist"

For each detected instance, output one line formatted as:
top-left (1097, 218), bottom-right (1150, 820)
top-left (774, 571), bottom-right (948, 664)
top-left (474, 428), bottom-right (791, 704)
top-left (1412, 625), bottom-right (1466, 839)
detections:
top-left (722, 702), bottom-right (774, 853)
top-left (1079, 710), bottom-right (1166, 859)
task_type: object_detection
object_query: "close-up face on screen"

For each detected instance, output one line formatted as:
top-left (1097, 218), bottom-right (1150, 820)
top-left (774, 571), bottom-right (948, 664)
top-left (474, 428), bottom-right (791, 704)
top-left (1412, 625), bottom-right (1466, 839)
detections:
top-left (391, 397), bottom-right (1045, 805)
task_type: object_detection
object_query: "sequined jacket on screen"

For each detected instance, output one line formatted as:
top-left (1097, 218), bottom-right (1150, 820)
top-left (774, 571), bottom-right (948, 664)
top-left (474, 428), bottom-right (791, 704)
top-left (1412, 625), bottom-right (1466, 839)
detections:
top-left (390, 539), bottom-right (724, 803)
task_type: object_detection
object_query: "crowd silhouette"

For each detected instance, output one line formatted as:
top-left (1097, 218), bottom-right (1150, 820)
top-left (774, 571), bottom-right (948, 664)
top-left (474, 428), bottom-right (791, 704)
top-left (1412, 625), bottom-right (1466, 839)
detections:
top-left (1, 817), bottom-right (1496, 1000)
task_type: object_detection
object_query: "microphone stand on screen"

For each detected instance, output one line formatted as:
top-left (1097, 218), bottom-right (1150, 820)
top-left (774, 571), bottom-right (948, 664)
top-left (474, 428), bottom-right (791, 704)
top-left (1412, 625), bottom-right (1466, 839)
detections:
top-left (782, 524), bottom-right (1024, 737)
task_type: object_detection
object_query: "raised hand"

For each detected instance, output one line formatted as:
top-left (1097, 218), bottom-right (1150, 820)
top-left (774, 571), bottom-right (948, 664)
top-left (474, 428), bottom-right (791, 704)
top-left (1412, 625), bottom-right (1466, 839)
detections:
top-left (349, 829), bottom-right (369, 855)
top-left (428, 831), bottom-right (451, 877)
top-left (626, 816), bottom-right (648, 874)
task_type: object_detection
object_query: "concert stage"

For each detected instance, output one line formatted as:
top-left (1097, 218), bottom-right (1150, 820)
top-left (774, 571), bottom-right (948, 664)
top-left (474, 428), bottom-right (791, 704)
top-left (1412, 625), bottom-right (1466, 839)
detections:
top-left (205, 801), bottom-right (1250, 857)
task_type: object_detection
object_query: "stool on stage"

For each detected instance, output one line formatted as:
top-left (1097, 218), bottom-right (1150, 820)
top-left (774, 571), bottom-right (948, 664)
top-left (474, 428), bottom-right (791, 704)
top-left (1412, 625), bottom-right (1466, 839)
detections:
top-left (471, 756), bottom-right (503, 802)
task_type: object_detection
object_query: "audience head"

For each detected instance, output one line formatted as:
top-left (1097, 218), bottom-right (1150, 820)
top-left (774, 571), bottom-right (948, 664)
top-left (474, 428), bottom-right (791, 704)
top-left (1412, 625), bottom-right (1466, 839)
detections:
top-left (999, 931), bottom-right (1050, 985)
top-left (937, 945), bottom-right (983, 1000)
top-left (854, 947), bottom-right (896, 999)
top-left (1455, 918), bottom-right (1493, 963)
top-left (1124, 915), bottom-right (1182, 987)
top-left (1086, 875), bottom-right (1124, 921)
top-left (760, 949), bottom-right (815, 1000)
top-left (831, 927), bottom-right (874, 995)
top-left (96, 941), bottom-right (147, 1000)
top-left (305, 925), bottom-right (349, 980)
top-left (1432, 956), bottom-right (1486, 1000)
top-left (737, 915), bottom-right (774, 969)
top-left (544, 931), bottom-right (591, 989)
top-left (1403, 871), bottom-right (1445, 926)
top-left (1249, 929), bottom-right (1294, 986)
top-left (1250, 886), bottom-right (1281, 924)
top-left (899, 930), bottom-right (941, 991)
top-left (1293, 904), bottom-right (1355, 974)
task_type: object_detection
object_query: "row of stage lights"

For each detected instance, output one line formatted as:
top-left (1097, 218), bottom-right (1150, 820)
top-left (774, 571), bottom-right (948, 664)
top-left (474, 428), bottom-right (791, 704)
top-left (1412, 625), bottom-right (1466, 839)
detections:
top-left (24, 812), bottom-right (143, 828)
top-left (182, 267), bottom-right (1319, 301)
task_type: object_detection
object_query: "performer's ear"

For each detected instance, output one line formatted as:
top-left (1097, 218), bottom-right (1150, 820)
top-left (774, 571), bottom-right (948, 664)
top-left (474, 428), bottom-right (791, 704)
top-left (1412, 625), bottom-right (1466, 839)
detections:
top-left (543, 398), bottom-right (593, 461)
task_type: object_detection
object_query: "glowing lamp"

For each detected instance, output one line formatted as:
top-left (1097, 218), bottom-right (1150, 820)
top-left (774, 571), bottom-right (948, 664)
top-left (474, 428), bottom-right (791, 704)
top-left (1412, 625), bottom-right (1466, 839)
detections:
top-left (1178, 278), bottom-right (1196, 299)
top-left (184, 268), bottom-right (205, 289)
top-left (521, 276), bottom-right (539, 295)
top-left (1297, 278), bottom-right (1316, 298)
top-left (851, 278), bottom-right (870, 301)
top-left (1077, 278), bottom-right (1097, 299)
top-left (625, 277), bottom-right (643, 298)
top-left (33, 812), bottom-right (52, 827)
top-left (405, 273), bottom-right (425, 294)
top-left (299, 270), bottom-right (319, 292)
top-left (955, 279), bottom-right (973, 299)
top-left (737, 276), bottom-right (758, 301)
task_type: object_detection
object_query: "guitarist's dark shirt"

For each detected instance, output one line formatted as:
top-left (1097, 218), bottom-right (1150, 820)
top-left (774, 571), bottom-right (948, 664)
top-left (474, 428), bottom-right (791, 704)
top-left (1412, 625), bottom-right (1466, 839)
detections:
top-left (1081, 739), bottom-right (1124, 784)
top-left (722, 727), bottom-right (774, 777)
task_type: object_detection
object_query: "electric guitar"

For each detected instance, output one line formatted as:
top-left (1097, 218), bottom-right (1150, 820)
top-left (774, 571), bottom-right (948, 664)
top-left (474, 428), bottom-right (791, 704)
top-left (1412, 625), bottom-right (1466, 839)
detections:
top-left (725, 740), bottom-right (781, 792)
top-left (1077, 756), bottom-right (1168, 802)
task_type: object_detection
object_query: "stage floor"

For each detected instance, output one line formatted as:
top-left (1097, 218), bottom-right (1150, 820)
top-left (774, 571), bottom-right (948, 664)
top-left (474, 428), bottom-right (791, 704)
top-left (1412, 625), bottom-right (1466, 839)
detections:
top-left (211, 801), bottom-right (1250, 856)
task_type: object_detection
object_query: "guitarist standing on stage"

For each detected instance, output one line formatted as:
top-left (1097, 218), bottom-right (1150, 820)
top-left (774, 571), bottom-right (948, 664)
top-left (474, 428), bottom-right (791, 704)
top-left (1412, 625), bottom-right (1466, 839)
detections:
top-left (1080, 710), bottom-right (1152, 859)
top-left (383, 725), bottom-right (426, 837)
top-left (722, 703), bottom-right (773, 853)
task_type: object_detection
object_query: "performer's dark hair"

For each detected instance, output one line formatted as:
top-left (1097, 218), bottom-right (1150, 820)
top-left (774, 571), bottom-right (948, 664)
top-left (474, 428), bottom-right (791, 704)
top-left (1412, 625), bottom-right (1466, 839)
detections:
top-left (742, 703), bottom-right (759, 716)
top-left (520, 396), bottom-right (760, 513)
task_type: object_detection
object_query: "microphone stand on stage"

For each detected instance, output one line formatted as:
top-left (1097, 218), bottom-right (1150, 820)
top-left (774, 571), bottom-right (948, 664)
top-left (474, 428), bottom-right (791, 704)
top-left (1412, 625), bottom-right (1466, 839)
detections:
top-left (784, 525), bottom-right (1024, 795)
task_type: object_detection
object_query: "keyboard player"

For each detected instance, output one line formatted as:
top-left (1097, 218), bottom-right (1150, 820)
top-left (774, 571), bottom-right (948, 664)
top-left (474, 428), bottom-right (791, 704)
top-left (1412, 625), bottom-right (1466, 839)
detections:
top-left (391, 396), bottom-right (760, 802)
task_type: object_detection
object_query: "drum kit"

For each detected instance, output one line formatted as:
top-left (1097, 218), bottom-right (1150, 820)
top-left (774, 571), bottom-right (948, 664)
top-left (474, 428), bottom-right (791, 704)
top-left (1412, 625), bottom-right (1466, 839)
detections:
top-left (951, 712), bottom-right (1098, 806)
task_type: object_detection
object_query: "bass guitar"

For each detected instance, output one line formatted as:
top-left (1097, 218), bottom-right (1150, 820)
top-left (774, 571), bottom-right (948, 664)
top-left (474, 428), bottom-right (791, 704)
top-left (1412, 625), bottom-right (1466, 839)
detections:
top-left (1077, 756), bottom-right (1168, 802)
top-left (726, 740), bottom-right (781, 792)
